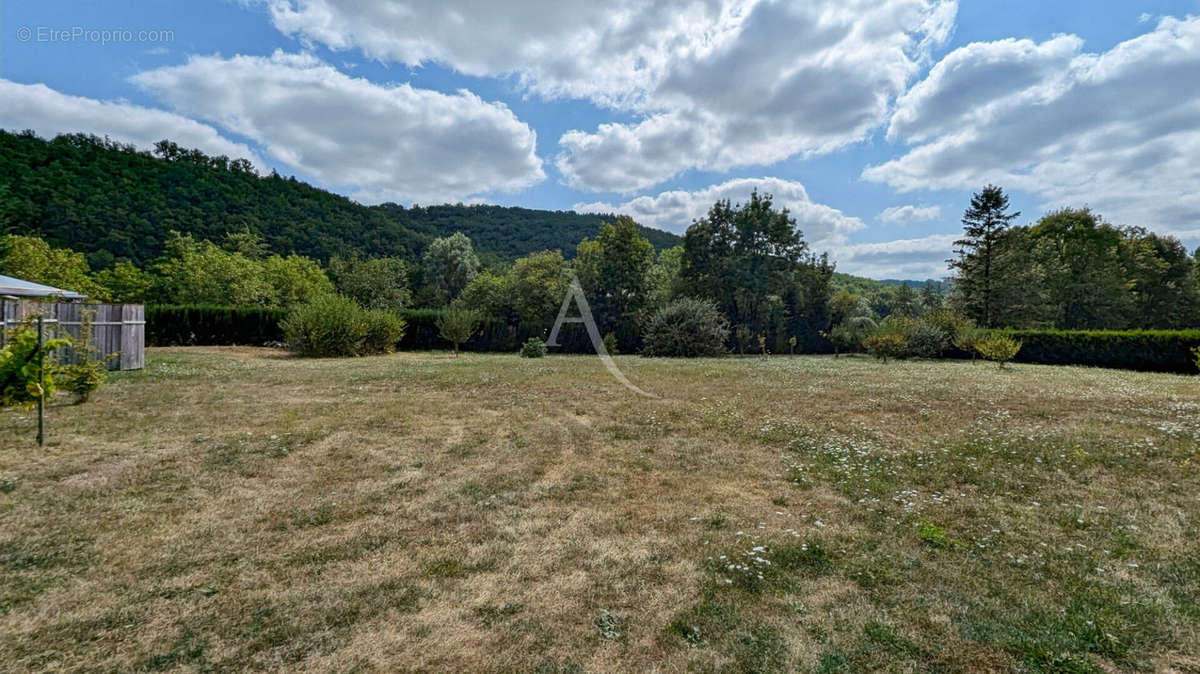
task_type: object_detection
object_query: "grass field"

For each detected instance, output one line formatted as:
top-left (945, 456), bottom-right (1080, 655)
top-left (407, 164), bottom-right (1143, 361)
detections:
top-left (2, 348), bottom-right (1198, 672)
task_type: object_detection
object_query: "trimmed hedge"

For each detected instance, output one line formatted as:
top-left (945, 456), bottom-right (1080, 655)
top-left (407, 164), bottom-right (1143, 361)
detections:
top-left (998, 329), bottom-right (1200, 374)
top-left (148, 304), bottom-right (600, 353)
top-left (398, 309), bottom-right (596, 353)
top-left (146, 306), bottom-right (1200, 372)
top-left (147, 305), bottom-right (286, 346)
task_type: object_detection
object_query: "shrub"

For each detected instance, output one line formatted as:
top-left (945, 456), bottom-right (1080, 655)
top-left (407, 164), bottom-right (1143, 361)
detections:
top-left (828, 316), bottom-right (876, 356)
top-left (56, 311), bottom-right (115, 403)
top-left (953, 327), bottom-right (987, 362)
top-left (641, 298), bottom-right (729, 358)
top-left (905, 320), bottom-right (951, 358)
top-left (976, 334), bottom-right (1022, 369)
top-left (862, 333), bottom-right (907, 362)
top-left (520, 336), bottom-right (547, 358)
top-left (0, 319), bottom-right (69, 408)
top-left (281, 294), bottom-right (403, 357)
top-left (282, 295), bottom-right (366, 357)
top-left (603, 331), bottom-right (619, 355)
top-left (361, 310), bottom-right (406, 355)
top-left (436, 308), bottom-right (480, 356)
top-left (1193, 345), bottom-right (1200, 373)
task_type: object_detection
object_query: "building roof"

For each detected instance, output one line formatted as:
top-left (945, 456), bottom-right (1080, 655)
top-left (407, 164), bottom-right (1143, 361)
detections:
top-left (0, 274), bottom-right (88, 300)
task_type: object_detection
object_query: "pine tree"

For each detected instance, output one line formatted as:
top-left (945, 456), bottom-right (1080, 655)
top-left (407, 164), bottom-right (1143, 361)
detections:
top-left (949, 185), bottom-right (1020, 327)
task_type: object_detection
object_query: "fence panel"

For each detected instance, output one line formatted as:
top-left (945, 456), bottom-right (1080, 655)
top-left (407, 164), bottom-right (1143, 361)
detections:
top-left (0, 298), bottom-right (145, 370)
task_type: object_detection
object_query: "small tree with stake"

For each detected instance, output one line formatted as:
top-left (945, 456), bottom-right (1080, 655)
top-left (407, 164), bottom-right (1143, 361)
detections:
top-left (0, 318), bottom-right (68, 445)
top-left (436, 307), bottom-right (480, 357)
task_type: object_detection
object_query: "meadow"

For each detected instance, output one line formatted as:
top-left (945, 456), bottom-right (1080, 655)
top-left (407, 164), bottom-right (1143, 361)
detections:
top-left (1, 348), bottom-right (1198, 672)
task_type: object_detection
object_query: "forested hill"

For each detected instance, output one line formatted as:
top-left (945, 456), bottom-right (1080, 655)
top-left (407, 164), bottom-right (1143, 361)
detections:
top-left (373, 203), bottom-right (681, 260)
top-left (0, 130), bottom-right (677, 268)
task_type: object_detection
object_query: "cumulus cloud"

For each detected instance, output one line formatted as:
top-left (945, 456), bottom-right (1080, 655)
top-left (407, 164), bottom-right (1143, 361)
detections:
top-left (865, 16), bottom-right (1200, 236)
top-left (261, 0), bottom-right (957, 193)
top-left (878, 204), bottom-right (941, 224)
top-left (0, 79), bottom-right (263, 167)
top-left (829, 233), bottom-right (957, 279)
top-left (573, 177), bottom-right (864, 249)
top-left (131, 50), bottom-right (544, 204)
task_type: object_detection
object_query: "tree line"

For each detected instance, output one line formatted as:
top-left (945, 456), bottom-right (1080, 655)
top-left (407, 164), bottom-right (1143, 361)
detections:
top-left (5, 184), bottom-right (1198, 359)
top-left (947, 185), bottom-right (1198, 330)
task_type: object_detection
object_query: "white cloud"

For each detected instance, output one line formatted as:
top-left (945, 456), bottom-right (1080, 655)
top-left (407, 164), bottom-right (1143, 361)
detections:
top-left (261, 0), bottom-right (958, 193)
top-left (878, 204), bottom-right (941, 224)
top-left (829, 233), bottom-right (957, 279)
top-left (573, 176), bottom-right (864, 249)
top-left (0, 79), bottom-right (263, 167)
top-left (865, 16), bottom-right (1200, 236)
top-left (131, 50), bottom-right (544, 204)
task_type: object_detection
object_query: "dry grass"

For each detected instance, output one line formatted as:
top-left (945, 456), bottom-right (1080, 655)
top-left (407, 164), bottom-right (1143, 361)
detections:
top-left (1, 347), bottom-right (1198, 672)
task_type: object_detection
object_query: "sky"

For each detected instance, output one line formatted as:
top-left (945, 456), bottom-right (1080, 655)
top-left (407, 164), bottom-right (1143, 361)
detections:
top-left (2, 1), bottom-right (1199, 279)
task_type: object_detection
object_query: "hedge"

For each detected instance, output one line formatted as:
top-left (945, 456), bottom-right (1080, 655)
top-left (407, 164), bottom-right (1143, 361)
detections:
top-left (147, 305), bottom-right (286, 346)
top-left (397, 309), bottom-right (598, 353)
top-left (998, 329), bottom-right (1200, 374)
top-left (148, 305), bottom-right (600, 353)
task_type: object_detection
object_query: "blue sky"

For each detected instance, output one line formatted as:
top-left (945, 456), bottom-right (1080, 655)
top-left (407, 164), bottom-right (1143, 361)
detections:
top-left (3, 1), bottom-right (1199, 278)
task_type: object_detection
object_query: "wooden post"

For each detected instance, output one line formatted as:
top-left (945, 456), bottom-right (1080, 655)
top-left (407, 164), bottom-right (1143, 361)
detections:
top-left (37, 315), bottom-right (45, 447)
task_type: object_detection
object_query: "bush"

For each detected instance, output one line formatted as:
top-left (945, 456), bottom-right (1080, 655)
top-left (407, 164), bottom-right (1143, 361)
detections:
top-left (281, 294), bottom-right (404, 357)
top-left (603, 331), bottom-right (619, 355)
top-left (975, 335), bottom-right (1022, 369)
top-left (998, 330), bottom-right (1200, 373)
top-left (908, 309), bottom-right (971, 358)
top-left (520, 336), bottom-right (547, 358)
top-left (641, 298), bottom-right (730, 358)
top-left (0, 320), bottom-right (69, 408)
top-left (361, 309), bottom-right (406, 355)
top-left (56, 310), bottom-right (115, 403)
top-left (905, 320), bottom-right (951, 358)
top-left (862, 333), bottom-right (907, 362)
top-left (953, 327), bottom-right (987, 362)
top-left (147, 305), bottom-right (286, 346)
top-left (827, 316), bottom-right (876, 356)
top-left (1194, 346), bottom-right (1200, 373)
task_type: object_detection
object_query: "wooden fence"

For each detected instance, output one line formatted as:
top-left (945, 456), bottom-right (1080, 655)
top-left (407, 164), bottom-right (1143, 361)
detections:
top-left (0, 298), bottom-right (145, 370)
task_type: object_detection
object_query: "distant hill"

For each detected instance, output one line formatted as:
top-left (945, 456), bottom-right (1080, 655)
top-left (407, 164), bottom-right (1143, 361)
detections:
top-left (373, 203), bottom-right (680, 260)
top-left (877, 278), bottom-right (950, 294)
top-left (0, 130), bottom-right (677, 268)
top-left (830, 273), bottom-right (950, 297)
